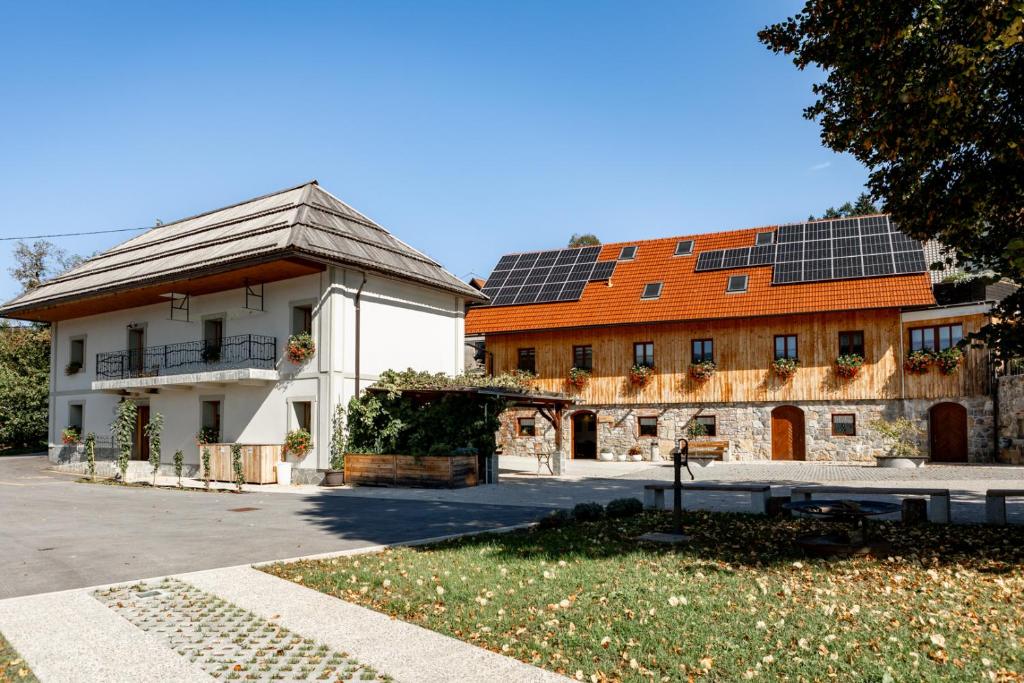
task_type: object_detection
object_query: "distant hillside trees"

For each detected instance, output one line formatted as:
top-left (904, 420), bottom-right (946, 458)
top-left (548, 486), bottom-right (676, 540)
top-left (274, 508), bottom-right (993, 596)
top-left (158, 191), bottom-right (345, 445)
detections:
top-left (808, 193), bottom-right (879, 221)
top-left (568, 233), bottom-right (600, 247)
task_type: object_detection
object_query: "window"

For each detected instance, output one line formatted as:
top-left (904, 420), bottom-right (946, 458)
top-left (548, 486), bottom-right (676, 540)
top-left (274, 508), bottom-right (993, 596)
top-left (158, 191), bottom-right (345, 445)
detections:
top-left (838, 330), bottom-right (865, 357)
top-left (203, 317), bottom-right (224, 361)
top-left (517, 348), bottom-right (536, 374)
top-left (674, 240), bottom-right (694, 256)
top-left (695, 415), bottom-right (717, 437)
top-left (633, 341), bottom-right (654, 368)
top-left (618, 245), bottom-right (638, 261)
top-left (641, 282), bottom-right (663, 300)
top-left (201, 400), bottom-right (222, 442)
top-left (69, 337), bottom-right (85, 372)
top-left (726, 275), bottom-right (748, 293)
top-left (573, 345), bottom-right (593, 371)
top-left (68, 403), bottom-right (83, 433)
top-left (691, 339), bottom-right (714, 363)
top-left (909, 323), bottom-right (963, 352)
top-left (291, 304), bottom-right (313, 336)
top-left (293, 401), bottom-right (312, 432)
top-left (638, 416), bottom-right (658, 437)
top-left (755, 232), bottom-right (775, 245)
top-left (517, 417), bottom-right (536, 437)
top-left (774, 335), bottom-right (798, 360)
top-left (832, 414), bottom-right (856, 436)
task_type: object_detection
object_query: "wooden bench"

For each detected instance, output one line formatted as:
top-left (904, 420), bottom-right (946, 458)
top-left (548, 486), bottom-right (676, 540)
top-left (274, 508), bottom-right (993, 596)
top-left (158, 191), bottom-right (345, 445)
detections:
top-left (644, 482), bottom-right (772, 515)
top-left (790, 486), bottom-right (951, 523)
top-left (686, 440), bottom-right (730, 467)
top-left (985, 489), bottom-right (1024, 525)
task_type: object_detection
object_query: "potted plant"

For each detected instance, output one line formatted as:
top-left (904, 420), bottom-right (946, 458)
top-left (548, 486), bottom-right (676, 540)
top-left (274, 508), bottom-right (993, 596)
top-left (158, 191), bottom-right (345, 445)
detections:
top-left (903, 349), bottom-right (934, 375)
top-left (196, 427), bottom-right (219, 445)
top-left (935, 347), bottom-right (963, 375)
top-left (628, 363), bottom-right (654, 389)
top-left (627, 444), bottom-right (644, 462)
top-left (566, 367), bottom-right (591, 391)
top-left (286, 332), bottom-right (316, 364)
top-left (598, 450), bottom-right (615, 462)
top-left (61, 426), bottom-right (81, 446)
top-left (771, 357), bottom-right (800, 381)
top-left (324, 405), bottom-right (346, 487)
top-left (64, 361), bottom-right (82, 376)
top-left (834, 353), bottom-right (864, 380)
top-left (688, 360), bottom-right (716, 383)
top-left (283, 428), bottom-right (313, 460)
top-left (685, 421), bottom-right (708, 440)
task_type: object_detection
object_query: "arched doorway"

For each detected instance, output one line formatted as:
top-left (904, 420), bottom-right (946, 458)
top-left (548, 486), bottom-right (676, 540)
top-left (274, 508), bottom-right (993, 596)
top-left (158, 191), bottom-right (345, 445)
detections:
top-left (571, 411), bottom-right (597, 459)
top-left (929, 402), bottom-right (968, 463)
top-left (771, 406), bottom-right (805, 461)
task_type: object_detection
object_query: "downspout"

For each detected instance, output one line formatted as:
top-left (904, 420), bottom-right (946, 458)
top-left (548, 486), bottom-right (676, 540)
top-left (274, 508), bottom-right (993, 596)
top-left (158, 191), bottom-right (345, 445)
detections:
top-left (353, 272), bottom-right (368, 396)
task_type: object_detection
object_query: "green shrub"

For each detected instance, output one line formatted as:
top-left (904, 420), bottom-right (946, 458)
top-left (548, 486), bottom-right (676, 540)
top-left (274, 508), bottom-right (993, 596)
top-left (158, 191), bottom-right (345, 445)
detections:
top-left (110, 399), bottom-right (137, 483)
top-left (231, 443), bottom-right (244, 492)
top-left (173, 450), bottom-right (184, 487)
top-left (84, 432), bottom-right (96, 481)
top-left (538, 509), bottom-right (573, 529)
top-left (572, 502), bottom-right (605, 522)
top-left (605, 497), bottom-right (643, 519)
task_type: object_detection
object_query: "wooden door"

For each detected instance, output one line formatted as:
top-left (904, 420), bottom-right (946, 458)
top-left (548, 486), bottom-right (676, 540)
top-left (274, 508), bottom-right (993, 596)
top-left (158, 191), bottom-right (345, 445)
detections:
top-left (572, 412), bottom-right (597, 459)
top-left (929, 402), bottom-right (968, 463)
top-left (771, 406), bottom-right (805, 461)
top-left (134, 405), bottom-right (150, 461)
top-left (128, 327), bottom-right (145, 375)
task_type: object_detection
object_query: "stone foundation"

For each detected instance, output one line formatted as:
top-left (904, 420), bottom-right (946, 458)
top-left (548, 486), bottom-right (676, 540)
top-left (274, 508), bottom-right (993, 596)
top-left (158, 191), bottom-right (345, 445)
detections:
top-left (500, 397), bottom-right (995, 464)
top-left (998, 375), bottom-right (1024, 463)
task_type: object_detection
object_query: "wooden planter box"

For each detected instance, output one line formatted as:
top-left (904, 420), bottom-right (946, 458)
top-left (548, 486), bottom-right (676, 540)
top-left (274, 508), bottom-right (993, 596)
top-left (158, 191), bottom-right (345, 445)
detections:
top-left (344, 453), bottom-right (478, 488)
top-left (202, 444), bottom-right (283, 484)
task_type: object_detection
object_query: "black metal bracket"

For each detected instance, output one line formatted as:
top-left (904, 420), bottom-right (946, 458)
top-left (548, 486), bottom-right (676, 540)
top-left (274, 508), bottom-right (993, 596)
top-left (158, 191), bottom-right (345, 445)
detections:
top-left (169, 293), bottom-right (189, 322)
top-left (245, 281), bottom-right (264, 311)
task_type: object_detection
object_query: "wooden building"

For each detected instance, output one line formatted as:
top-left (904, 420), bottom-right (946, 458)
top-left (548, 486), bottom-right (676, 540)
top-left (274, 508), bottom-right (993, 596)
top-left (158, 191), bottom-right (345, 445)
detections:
top-left (465, 216), bottom-right (1002, 463)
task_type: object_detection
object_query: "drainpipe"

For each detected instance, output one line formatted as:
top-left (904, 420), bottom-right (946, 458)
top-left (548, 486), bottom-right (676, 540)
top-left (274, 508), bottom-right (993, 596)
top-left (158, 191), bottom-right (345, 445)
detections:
top-left (353, 272), bottom-right (368, 396)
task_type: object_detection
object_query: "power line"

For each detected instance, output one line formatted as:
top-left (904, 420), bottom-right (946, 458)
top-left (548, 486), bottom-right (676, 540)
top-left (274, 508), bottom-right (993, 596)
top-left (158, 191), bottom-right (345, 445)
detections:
top-left (0, 225), bottom-right (153, 242)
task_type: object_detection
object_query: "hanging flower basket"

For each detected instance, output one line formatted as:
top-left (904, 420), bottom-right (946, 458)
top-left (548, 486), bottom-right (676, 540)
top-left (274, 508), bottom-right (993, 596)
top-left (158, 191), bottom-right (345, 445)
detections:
top-left (935, 347), bottom-right (963, 375)
top-left (61, 426), bottom-right (81, 446)
top-left (286, 333), bottom-right (316, 364)
top-left (283, 428), bottom-right (313, 459)
top-left (903, 350), bottom-right (934, 375)
top-left (688, 360), bottom-right (717, 383)
top-left (566, 367), bottom-right (591, 391)
top-left (628, 364), bottom-right (654, 389)
top-left (834, 353), bottom-right (864, 380)
top-left (771, 357), bottom-right (800, 381)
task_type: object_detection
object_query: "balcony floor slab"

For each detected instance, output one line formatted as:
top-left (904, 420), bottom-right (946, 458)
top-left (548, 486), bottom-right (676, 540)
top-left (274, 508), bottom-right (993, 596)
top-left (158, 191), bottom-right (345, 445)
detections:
top-left (92, 368), bottom-right (280, 393)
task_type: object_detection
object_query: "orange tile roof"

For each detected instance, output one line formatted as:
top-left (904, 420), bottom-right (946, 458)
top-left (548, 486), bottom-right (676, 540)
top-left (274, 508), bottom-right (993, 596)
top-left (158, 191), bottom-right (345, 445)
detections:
top-left (465, 223), bottom-right (936, 335)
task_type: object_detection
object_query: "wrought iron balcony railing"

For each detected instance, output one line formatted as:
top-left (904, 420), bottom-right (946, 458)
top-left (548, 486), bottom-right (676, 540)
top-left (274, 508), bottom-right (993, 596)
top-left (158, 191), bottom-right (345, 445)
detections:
top-left (96, 334), bottom-right (277, 380)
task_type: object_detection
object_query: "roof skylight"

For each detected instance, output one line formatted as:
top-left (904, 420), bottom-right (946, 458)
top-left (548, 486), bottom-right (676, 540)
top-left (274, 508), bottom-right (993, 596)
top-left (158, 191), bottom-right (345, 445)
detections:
top-left (726, 275), bottom-right (749, 293)
top-left (674, 240), bottom-right (694, 256)
top-left (641, 282), bottom-right (663, 300)
top-left (618, 245), bottom-right (638, 261)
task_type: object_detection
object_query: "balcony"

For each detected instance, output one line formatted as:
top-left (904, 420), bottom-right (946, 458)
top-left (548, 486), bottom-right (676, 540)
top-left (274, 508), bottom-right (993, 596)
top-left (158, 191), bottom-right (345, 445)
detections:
top-left (92, 334), bottom-right (279, 393)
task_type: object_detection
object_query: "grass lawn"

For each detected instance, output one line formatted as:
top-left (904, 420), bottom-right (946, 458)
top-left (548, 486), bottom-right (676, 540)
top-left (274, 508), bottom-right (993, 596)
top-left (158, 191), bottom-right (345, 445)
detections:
top-left (0, 632), bottom-right (36, 683)
top-left (263, 510), bottom-right (1024, 682)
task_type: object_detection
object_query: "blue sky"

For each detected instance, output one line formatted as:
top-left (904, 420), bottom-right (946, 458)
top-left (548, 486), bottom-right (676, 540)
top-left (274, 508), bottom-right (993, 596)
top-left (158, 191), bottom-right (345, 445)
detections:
top-left (0, 1), bottom-right (870, 303)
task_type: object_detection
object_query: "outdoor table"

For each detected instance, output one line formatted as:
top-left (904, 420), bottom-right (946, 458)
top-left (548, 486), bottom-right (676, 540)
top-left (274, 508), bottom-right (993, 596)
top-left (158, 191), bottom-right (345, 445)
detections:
top-left (783, 498), bottom-right (901, 556)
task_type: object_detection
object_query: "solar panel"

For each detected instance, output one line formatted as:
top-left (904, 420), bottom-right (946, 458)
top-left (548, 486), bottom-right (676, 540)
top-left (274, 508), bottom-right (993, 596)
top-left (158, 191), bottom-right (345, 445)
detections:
top-left (695, 251), bottom-right (724, 271)
top-left (722, 247), bottom-right (751, 269)
top-left (803, 259), bottom-right (833, 282)
top-left (861, 233), bottom-right (892, 254)
top-left (894, 250), bottom-right (926, 273)
top-left (774, 261), bottom-right (802, 284)
top-left (750, 244), bottom-right (776, 265)
top-left (833, 256), bottom-right (863, 279)
top-left (832, 237), bottom-right (861, 258)
top-left (776, 223), bottom-right (804, 243)
top-left (806, 222), bottom-right (831, 241)
top-left (863, 253), bottom-right (895, 276)
top-left (777, 242), bottom-right (803, 262)
top-left (480, 245), bottom-right (619, 306)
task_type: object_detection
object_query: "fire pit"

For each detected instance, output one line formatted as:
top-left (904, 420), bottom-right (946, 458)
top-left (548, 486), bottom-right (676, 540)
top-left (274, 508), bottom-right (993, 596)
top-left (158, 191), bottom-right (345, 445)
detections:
top-left (783, 498), bottom-right (901, 557)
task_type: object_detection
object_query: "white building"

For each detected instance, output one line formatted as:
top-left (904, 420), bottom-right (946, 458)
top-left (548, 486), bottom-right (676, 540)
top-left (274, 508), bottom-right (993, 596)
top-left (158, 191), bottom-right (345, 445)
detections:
top-left (0, 181), bottom-right (484, 483)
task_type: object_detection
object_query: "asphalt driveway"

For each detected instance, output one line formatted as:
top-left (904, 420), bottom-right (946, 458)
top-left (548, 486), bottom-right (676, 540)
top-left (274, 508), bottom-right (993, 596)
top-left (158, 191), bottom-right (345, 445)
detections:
top-left (0, 456), bottom-right (548, 599)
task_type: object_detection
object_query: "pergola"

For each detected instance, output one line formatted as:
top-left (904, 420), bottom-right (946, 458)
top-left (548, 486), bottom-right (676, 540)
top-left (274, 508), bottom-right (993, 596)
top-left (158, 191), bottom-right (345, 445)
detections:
top-left (364, 386), bottom-right (578, 478)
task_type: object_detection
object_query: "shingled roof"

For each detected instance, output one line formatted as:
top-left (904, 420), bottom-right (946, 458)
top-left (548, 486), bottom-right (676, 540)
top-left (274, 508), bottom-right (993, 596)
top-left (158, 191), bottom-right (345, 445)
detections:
top-left (0, 181), bottom-right (484, 320)
top-left (466, 222), bottom-right (937, 335)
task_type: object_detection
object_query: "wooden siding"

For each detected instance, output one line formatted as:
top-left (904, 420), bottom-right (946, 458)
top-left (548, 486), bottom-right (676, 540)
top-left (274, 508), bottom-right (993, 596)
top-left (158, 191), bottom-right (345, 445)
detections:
top-left (203, 444), bottom-right (282, 484)
top-left (344, 454), bottom-right (479, 488)
top-left (486, 309), bottom-right (988, 403)
top-left (901, 313), bottom-right (990, 400)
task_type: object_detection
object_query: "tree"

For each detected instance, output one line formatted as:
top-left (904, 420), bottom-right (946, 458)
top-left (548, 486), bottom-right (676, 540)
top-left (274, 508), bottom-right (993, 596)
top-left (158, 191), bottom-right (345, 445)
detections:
top-left (0, 323), bottom-right (50, 450)
top-left (110, 399), bottom-right (137, 483)
top-left (568, 233), bottom-right (600, 247)
top-left (8, 240), bottom-right (85, 294)
top-left (808, 193), bottom-right (879, 221)
top-left (146, 412), bottom-right (164, 486)
top-left (760, 1), bottom-right (1024, 357)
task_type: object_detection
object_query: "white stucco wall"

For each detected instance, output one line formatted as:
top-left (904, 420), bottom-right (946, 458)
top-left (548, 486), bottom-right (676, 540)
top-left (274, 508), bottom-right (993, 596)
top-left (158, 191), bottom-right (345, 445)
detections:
top-left (49, 266), bottom-right (466, 471)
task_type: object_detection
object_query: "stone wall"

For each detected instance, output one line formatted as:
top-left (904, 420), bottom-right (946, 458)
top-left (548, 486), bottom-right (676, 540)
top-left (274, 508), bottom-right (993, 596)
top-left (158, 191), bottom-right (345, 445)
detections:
top-left (998, 375), bottom-right (1024, 463)
top-left (499, 396), bottom-right (995, 464)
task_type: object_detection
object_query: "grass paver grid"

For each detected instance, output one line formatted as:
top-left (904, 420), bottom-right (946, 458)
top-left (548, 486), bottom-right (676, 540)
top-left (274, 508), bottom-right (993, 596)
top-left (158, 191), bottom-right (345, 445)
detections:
top-left (264, 511), bottom-right (1024, 682)
top-left (0, 632), bottom-right (37, 683)
top-left (94, 579), bottom-right (390, 682)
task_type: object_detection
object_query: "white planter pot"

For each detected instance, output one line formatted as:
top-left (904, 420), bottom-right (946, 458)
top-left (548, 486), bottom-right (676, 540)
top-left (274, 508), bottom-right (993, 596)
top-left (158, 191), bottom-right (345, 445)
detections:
top-left (629, 454), bottom-right (644, 462)
top-left (276, 461), bottom-right (292, 486)
top-left (615, 453), bottom-right (627, 462)
top-left (598, 451), bottom-right (614, 462)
